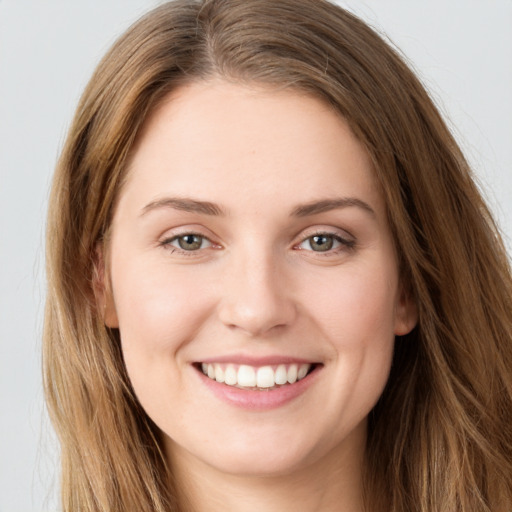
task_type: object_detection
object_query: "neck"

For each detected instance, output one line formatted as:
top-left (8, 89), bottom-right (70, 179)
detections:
top-left (166, 426), bottom-right (367, 512)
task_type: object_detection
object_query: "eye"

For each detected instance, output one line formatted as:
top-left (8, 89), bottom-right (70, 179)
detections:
top-left (297, 232), bottom-right (354, 253)
top-left (166, 234), bottom-right (212, 251)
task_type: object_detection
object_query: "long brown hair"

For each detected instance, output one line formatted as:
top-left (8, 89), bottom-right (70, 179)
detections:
top-left (44, 1), bottom-right (512, 510)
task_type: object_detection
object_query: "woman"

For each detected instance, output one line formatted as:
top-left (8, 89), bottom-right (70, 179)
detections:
top-left (43, 0), bottom-right (512, 510)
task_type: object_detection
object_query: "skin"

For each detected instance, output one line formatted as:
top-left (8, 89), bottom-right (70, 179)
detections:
top-left (99, 80), bottom-right (417, 512)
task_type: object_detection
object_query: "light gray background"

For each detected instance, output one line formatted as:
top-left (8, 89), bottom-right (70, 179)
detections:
top-left (1, 1), bottom-right (511, 510)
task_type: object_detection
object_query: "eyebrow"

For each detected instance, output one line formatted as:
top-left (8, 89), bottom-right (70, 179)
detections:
top-left (140, 196), bottom-right (375, 218)
top-left (290, 197), bottom-right (375, 217)
top-left (141, 197), bottom-right (225, 216)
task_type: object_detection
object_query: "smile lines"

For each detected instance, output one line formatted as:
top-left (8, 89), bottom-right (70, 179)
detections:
top-left (200, 363), bottom-right (313, 390)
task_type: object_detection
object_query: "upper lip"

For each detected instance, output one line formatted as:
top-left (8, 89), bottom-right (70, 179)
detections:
top-left (196, 354), bottom-right (321, 366)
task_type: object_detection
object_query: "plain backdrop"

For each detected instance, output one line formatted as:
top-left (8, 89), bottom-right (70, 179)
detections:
top-left (1, 1), bottom-right (511, 510)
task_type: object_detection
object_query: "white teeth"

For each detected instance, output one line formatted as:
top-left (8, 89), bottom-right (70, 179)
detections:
top-left (214, 364), bottom-right (225, 383)
top-left (238, 365), bottom-right (256, 387)
top-left (287, 364), bottom-right (298, 384)
top-left (298, 363), bottom-right (309, 380)
top-left (200, 362), bottom-right (313, 389)
top-left (224, 364), bottom-right (237, 385)
top-left (275, 364), bottom-right (288, 385)
top-left (256, 366), bottom-right (274, 388)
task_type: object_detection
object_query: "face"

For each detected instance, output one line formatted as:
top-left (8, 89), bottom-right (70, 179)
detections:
top-left (101, 80), bottom-right (416, 478)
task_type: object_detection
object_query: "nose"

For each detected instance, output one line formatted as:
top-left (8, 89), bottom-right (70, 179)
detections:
top-left (217, 250), bottom-right (297, 337)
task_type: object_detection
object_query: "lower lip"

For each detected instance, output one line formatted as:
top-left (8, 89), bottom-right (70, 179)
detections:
top-left (195, 366), bottom-right (321, 411)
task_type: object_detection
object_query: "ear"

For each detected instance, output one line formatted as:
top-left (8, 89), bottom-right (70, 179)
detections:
top-left (394, 284), bottom-right (418, 336)
top-left (92, 243), bottom-right (119, 328)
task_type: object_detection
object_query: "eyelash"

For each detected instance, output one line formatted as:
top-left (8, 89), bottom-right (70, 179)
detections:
top-left (159, 232), bottom-right (215, 256)
top-left (295, 231), bottom-right (356, 255)
top-left (159, 229), bottom-right (355, 257)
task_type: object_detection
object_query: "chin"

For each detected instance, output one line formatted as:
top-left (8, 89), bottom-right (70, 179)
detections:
top-left (172, 421), bottom-right (342, 479)
top-left (206, 444), bottom-right (317, 478)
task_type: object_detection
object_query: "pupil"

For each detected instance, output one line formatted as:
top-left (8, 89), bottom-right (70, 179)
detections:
top-left (179, 235), bottom-right (201, 250)
top-left (312, 235), bottom-right (333, 251)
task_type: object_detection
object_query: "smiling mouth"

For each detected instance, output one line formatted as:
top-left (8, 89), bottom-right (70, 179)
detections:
top-left (196, 362), bottom-right (318, 390)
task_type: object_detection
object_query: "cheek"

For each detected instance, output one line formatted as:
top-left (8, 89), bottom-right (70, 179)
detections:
top-left (265, 260), bottom-right (398, 456)
top-left (305, 262), bottom-right (399, 347)
top-left (111, 264), bottom-right (220, 425)
top-left (302, 261), bottom-right (398, 407)
top-left (111, 260), bottom-right (215, 379)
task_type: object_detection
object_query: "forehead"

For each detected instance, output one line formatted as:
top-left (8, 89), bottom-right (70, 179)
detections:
top-left (119, 80), bottom-right (383, 218)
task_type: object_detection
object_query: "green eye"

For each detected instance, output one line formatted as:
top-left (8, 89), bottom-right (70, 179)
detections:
top-left (171, 234), bottom-right (210, 251)
top-left (308, 234), bottom-right (336, 252)
top-left (297, 233), bottom-right (352, 253)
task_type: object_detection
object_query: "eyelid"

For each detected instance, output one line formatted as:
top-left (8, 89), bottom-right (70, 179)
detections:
top-left (158, 224), bottom-right (217, 243)
top-left (158, 227), bottom-right (222, 255)
top-left (293, 227), bottom-right (356, 253)
top-left (295, 225), bottom-right (355, 243)
top-left (156, 225), bottom-right (355, 256)
top-left (168, 234), bottom-right (212, 250)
